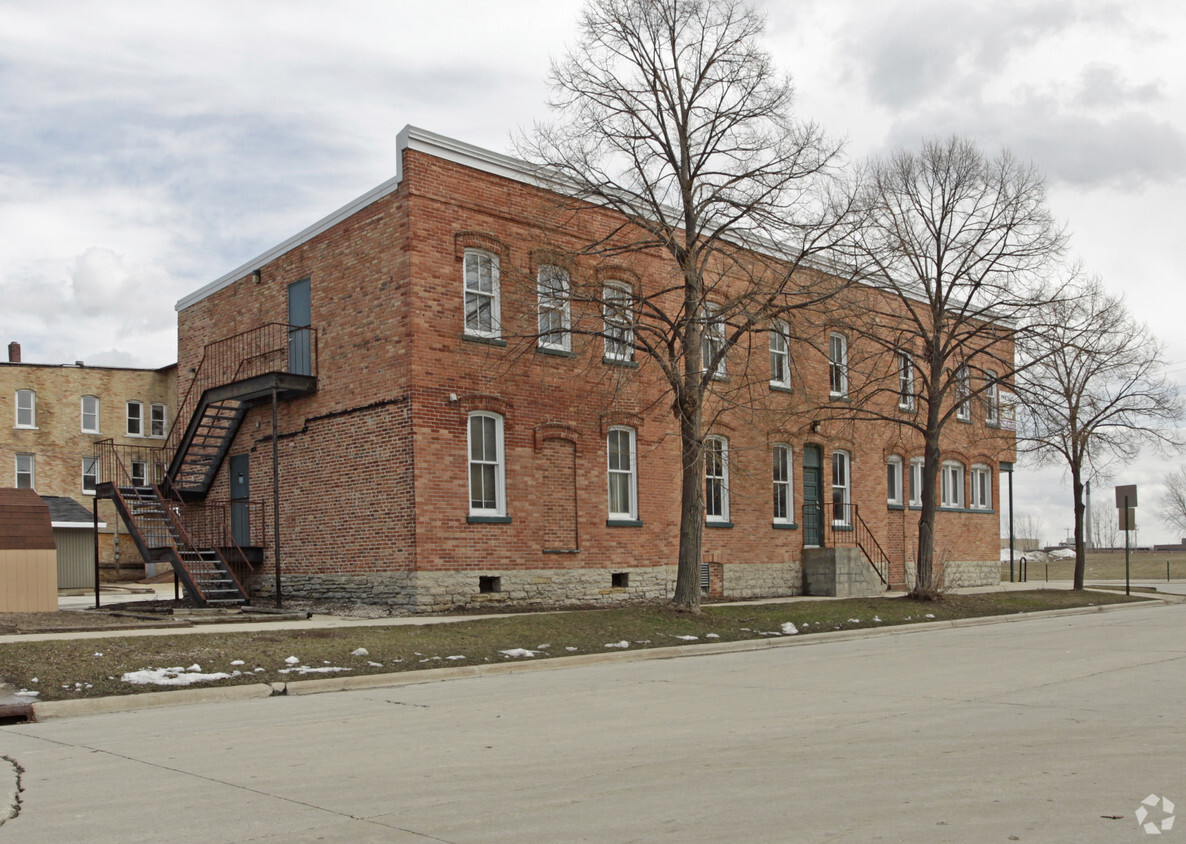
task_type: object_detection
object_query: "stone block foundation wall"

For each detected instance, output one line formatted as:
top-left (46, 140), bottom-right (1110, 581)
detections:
top-left (901, 559), bottom-right (1000, 590)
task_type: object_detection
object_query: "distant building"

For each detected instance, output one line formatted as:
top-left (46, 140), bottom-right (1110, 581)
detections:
top-left (1, 341), bottom-right (175, 580)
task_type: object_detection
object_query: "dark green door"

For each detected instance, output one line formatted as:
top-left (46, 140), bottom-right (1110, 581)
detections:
top-left (803, 445), bottom-right (823, 546)
top-left (229, 453), bottom-right (250, 547)
top-left (287, 277), bottom-right (312, 376)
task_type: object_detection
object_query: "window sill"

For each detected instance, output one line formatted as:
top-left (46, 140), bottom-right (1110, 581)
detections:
top-left (542, 548), bottom-right (580, 554)
top-left (13, 425), bottom-right (38, 431)
top-left (832, 524), bottom-right (854, 532)
top-left (607, 519), bottom-right (643, 527)
top-left (829, 394), bottom-right (850, 402)
top-left (462, 333), bottom-right (507, 348)
top-left (467, 514), bottom-right (512, 524)
top-left (705, 520), bottom-right (734, 529)
top-left (603, 357), bottom-right (638, 368)
top-left (537, 345), bottom-right (574, 358)
top-left (772, 522), bottom-right (798, 530)
top-left (888, 503), bottom-right (905, 510)
top-left (769, 383), bottom-right (793, 394)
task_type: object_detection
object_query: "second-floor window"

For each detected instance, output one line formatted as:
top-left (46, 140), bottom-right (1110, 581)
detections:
top-left (126, 400), bottom-right (144, 436)
top-left (15, 389), bottom-right (35, 428)
top-left (829, 333), bottom-right (847, 397)
top-left (15, 453), bottom-right (34, 489)
top-left (985, 371), bottom-right (999, 426)
top-left (81, 395), bottom-right (100, 433)
top-left (603, 283), bottom-right (634, 362)
top-left (956, 365), bottom-right (971, 421)
top-left (702, 306), bottom-right (726, 379)
top-left (897, 352), bottom-right (915, 410)
top-left (770, 321), bottom-right (791, 389)
top-left (82, 457), bottom-right (97, 494)
top-left (537, 265), bottom-right (571, 351)
top-left (151, 403), bottom-right (167, 438)
top-left (463, 249), bottom-right (500, 339)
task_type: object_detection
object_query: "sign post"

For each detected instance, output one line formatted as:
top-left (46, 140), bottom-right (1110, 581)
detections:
top-left (1115, 485), bottom-right (1138, 596)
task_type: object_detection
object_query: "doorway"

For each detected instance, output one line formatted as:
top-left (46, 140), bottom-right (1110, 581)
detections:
top-left (803, 445), bottom-right (823, 547)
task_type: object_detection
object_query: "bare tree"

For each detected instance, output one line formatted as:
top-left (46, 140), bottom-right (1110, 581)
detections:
top-left (1017, 277), bottom-right (1183, 588)
top-left (519, 0), bottom-right (850, 609)
top-left (830, 137), bottom-right (1066, 596)
top-left (1089, 500), bottom-right (1119, 550)
top-left (1158, 467), bottom-right (1186, 539)
top-left (1013, 510), bottom-right (1046, 550)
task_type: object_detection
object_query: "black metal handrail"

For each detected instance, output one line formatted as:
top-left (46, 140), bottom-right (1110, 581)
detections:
top-left (802, 501), bottom-right (891, 586)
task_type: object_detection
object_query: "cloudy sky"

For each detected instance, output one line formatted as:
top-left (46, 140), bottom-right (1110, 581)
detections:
top-left (2, 0), bottom-right (1183, 543)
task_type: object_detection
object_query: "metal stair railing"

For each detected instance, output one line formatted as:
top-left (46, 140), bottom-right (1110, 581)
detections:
top-left (825, 502), bottom-right (891, 587)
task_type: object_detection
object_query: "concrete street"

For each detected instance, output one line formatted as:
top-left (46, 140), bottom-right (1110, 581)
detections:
top-left (2, 601), bottom-right (1184, 843)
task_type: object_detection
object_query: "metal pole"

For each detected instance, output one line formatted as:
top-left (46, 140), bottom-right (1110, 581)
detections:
top-left (1124, 494), bottom-right (1131, 596)
top-left (272, 388), bottom-right (282, 608)
top-left (1006, 464), bottom-right (1015, 583)
top-left (93, 497), bottom-right (100, 609)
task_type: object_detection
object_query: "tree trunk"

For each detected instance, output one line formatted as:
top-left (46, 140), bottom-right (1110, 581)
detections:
top-left (672, 383), bottom-right (704, 609)
top-left (1071, 462), bottom-right (1086, 590)
top-left (915, 435), bottom-right (942, 595)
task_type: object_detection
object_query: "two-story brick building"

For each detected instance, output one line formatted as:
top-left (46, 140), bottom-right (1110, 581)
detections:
top-left (104, 126), bottom-right (1011, 610)
top-left (1, 342), bottom-right (176, 582)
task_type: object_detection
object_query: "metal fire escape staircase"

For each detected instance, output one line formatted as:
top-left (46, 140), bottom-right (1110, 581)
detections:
top-left (95, 323), bottom-right (317, 606)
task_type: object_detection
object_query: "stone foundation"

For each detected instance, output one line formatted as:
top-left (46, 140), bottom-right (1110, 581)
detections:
top-left (901, 559), bottom-right (1000, 590)
top-left (802, 548), bottom-right (885, 597)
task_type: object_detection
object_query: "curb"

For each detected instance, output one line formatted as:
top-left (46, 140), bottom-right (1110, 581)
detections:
top-left (18, 594), bottom-right (1171, 721)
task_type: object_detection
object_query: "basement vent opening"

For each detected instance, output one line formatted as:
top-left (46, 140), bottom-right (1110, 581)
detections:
top-left (479, 576), bottom-right (501, 594)
top-left (611, 572), bottom-right (629, 588)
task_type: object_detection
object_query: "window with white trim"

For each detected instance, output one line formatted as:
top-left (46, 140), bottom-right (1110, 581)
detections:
top-left (463, 249), bottom-right (500, 338)
top-left (769, 321), bottom-right (791, 388)
top-left (702, 305), bottom-right (726, 378)
top-left (970, 464), bottom-right (992, 510)
top-left (772, 444), bottom-right (793, 523)
top-left (832, 450), bottom-right (851, 525)
top-left (956, 365), bottom-right (970, 421)
top-left (150, 403), bottom-right (167, 438)
top-left (131, 460), bottom-right (148, 488)
top-left (126, 400), bottom-right (144, 436)
top-left (81, 395), bottom-right (100, 433)
top-left (985, 371), bottom-right (999, 426)
top-left (468, 412), bottom-right (505, 516)
top-left (909, 457), bottom-right (923, 506)
top-left (607, 426), bottom-right (638, 520)
top-left (887, 455), bottom-right (903, 505)
top-left (537, 265), bottom-right (571, 351)
top-left (15, 453), bottom-right (34, 489)
top-left (941, 460), bottom-right (965, 508)
top-left (15, 389), bottom-right (35, 428)
top-left (704, 436), bottom-right (729, 522)
top-left (82, 457), bottom-right (98, 494)
top-left (603, 282), bottom-right (634, 361)
top-left (897, 352), bottom-right (915, 410)
top-left (829, 333), bottom-right (848, 397)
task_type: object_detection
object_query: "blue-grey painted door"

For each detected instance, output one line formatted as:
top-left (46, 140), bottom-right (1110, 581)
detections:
top-left (229, 453), bottom-right (250, 547)
top-left (803, 445), bottom-right (823, 547)
top-left (287, 277), bottom-right (312, 376)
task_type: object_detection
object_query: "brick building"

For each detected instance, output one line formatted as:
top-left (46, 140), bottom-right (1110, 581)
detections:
top-left (1, 342), bottom-right (176, 581)
top-left (104, 126), bottom-right (1011, 609)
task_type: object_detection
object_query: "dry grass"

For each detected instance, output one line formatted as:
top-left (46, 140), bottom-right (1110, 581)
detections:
top-left (1001, 549), bottom-right (1186, 582)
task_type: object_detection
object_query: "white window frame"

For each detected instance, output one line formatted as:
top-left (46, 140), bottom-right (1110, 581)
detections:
top-left (829, 333), bottom-right (848, 397)
top-left (537, 264), bottom-right (571, 351)
top-left (15, 453), bottom-right (34, 489)
top-left (81, 395), bottom-right (100, 434)
top-left (956, 365), bottom-right (971, 421)
top-left (150, 403), bottom-right (167, 438)
top-left (126, 400), bottom-right (144, 437)
top-left (704, 436), bottom-right (729, 522)
top-left (909, 457), bottom-right (924, 507)
top-left (82, 456), bottom-right (98, 495)
top-left (985, 371), bottom-right (999, 426)
top-left (832, 449), bottom-right (851, 525)
top-left (603, 282), bottom-right (634, 362)
top-left (15, 389), bottom-right (36, 428)
top-left (970, 464), bottom-right (992, 510)
top-left (702, 305), bottom-right (726, 379)
top-left (772, 444), bottom-right (794, 524)
top-left (941, 460), bottom-right (965, 508)
top-left (467, 411), bottom-right (506, 517)
top-left (463, 249), bottom-right (501, 339)
top-left (130, 460), bottom-right (149, 488)
top-left (607, 426), bottom-right (638, 521)
top-left (769, 321), bottom-right (791, 389)
top-left (897, 352), bottom-right (915, 410)
top-left (887, 455), bottom-right (903, 505)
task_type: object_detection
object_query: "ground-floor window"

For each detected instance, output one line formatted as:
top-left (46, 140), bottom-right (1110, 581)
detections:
top-left (705, 436), bottom-right (729, 522)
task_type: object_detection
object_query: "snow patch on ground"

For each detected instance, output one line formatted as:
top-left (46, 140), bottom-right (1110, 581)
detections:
top-left (674, 635), bottom-right (698, 641)
top-left (705, 633), bottom-right (720, 638)
top-left (278, 665), bottom-right (352, 675)
top-left (604, 641), bottom-right (630, 649)
top-left (122, 666), bottom-right (236, 686)
top-left (780, 622), bottom-right (798, 635)
top-left (351, 648), bottom-right (369, 657)
top-left (500, 648), bottom-right (538, 658)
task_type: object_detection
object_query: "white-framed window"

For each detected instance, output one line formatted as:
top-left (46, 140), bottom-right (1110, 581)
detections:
top-left (897, 352), bottom-right (915, 410)
top-left (887, 455), bottom-right (903, 505)
top-left (773, 444), bottom-right (794, 523)
top-left (704, 436), bottom-right (729, 522)
top-left (463, 249), bottom-right (501, 338)
top-left (769, 321), bottom-right (791, 389)
top-left (15, 389), bottom-right (36, 428)
top-left (985, 371), bottom-right (999, 426)
top-left (702, 305), bottom-right (726, 379)
top-left (131, 460), bottom-right (148, 488)
top-left (941, 460), bottom-right (965, 508)
top-left (15, 453), bottom-right (34, 489)
top-left (970, 464), bottom-right (992, 510)
top-left (150, 403), bottom-right (167, 438)
top-left (468, 411), bottom-right (505, 516)
top-left (828, 333), bottom-right (848, 397)
top-left (82, 457), bottom-right (98, 494)
top-left (956, 365), bottom-right (971, 421)
top-left (537, 264), bottom-right (571, 351)
top-left (607, 426), bottom-right (638, 521)
top-left (909, 457), bottom-right (924, 507)
top-left (81, 395), bottom-right (100, 433)
top-left (603, 282), bottom-right (634, 361)
top-left (832, 450), bottom-right (851, 525)
top-left (126, 400), bottom-right (144, 436)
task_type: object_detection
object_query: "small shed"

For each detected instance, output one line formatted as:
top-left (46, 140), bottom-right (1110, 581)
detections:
top-left (41, 496), bottom-right (106, 589)
top-left (0, 488), bottom-right (58, 612)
